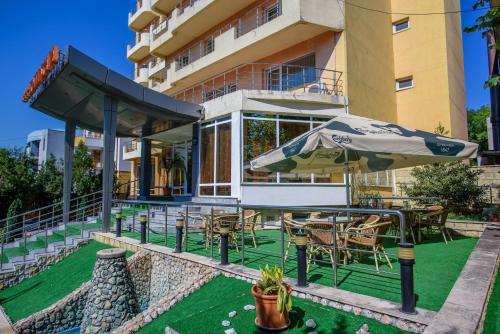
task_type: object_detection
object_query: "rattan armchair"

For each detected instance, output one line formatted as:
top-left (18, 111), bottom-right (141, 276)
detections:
top-left (343, 220), bottom-right (393, 272)
top-left (283, 218), bottom-right (303, 261)
top-left (417, 207), bottom-right (452, 244)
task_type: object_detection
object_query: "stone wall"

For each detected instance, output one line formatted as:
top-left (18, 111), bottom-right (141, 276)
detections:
top-left (12, 251), bottom-right (144, 334)
top-left (112, 251), bottom-right (219, 334)
top-left (0, 240), bottom-right (90, 290)
top-left (14, 282), bottom-right (91, 334)
top-left (128, 250), bottom-right (151, 308)
top-left (394, 165), bottom-right (500, 205)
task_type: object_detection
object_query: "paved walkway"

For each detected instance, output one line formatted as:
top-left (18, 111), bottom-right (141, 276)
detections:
top-left (424, 225), bottom-right (500, 334)
top-left (0, 308), bottom-right (15, 334)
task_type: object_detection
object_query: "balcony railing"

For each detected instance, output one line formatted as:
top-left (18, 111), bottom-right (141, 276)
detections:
top-left (152, 18), bottom-right (169, 40)
top-left (177, 0), bottom-right (202, 15)
top-left (170, 0), bottom-right (282, 71)
top-left (128, 32), bottom-right (150, 51)
top-left (125, 140), bottom-right (139, 153)
top-left (172, 62), bottom-right (343, 104)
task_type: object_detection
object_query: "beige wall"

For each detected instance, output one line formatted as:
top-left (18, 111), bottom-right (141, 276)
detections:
top-left (338, 0), bottom-right (398, 123)
top-left (391, 0), bottom-right (467, 139)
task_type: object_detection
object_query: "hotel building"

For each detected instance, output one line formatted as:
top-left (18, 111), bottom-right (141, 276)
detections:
top-left (124, 0), bottom-right (466, 206)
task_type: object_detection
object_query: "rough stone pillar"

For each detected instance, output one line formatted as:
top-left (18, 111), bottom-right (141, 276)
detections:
top-left (81, 249), bottom-right (139, 334)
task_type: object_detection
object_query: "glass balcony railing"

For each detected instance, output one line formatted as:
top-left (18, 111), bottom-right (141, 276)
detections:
top-left (172, 62), bottom-right (343, 104)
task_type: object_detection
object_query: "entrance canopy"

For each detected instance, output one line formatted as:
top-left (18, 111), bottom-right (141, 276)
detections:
top-left (25, 46), bottom-right (202, 137)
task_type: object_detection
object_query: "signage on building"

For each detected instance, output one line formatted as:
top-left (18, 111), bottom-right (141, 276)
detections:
top-left (22, 46), bottom-right (60, 102)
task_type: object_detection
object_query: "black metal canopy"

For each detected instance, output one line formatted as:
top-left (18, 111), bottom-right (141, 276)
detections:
top-left (29, 46), bottom-right (202, 137)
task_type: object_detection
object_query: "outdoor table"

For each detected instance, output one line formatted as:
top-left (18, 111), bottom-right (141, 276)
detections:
top-left (399, 207), bottom-right (434, 242)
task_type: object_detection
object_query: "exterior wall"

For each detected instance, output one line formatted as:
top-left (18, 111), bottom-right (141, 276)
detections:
top-left (391, 0), bottom-right (467, 139)
top-left (26, 129), bottom-right (65, 168)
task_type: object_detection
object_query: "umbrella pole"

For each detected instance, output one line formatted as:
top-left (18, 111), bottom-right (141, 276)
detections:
top-left (344, 149), bottom-right (351, 220)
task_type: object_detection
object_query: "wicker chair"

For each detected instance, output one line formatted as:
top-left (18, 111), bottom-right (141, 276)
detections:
top-left (205, 214), bottom-right (240, 252)
top-left (241, 210), bottom-right (261, 248)
top-left (344, 220), bottom-right (393, 272)
top-left (418, 208), bottom-right (452, 244)
top-left (304, 222), bottom-right (343, 272)
top-left (283, 218), bottom-right (303, 261)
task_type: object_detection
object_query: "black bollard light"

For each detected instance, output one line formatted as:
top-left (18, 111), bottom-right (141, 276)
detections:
top-left (115, 210), bottom-right (122, 238)
top-left (175, 219), bottom-right (184, 253)
top-left (398, 243), bottom-right (416, 314)
top-left (220, 223), bottom-right (229, 265)
top-left (295, 233), bottom-right (308, 287)
top-left (140, 214), bottom-right (147, 244)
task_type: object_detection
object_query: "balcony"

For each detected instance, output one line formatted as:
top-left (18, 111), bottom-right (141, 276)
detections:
top-left (123, 140), bottom-right (141, 160)
top-left (150, 0), bottom-right (255, 57)
top-left (151, 0), bottom-right (177, 15)
top-left (127, 32), bottom-right (151, 62)
top-left (150, 0), bottom-right (344, 94)
top-left (171, 62), bottom-right (343, 105)
top-left (134, 66), bottom-right (149, 86)
top-left (148, 58), bottom-right (169, 79)
top-left (129, 0), bottom-right (158, 31)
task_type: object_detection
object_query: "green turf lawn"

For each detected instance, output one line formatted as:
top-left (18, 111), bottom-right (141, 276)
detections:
top-left (123, 228), bottom-right (477, 311)
top-left (136, 275), bottom-right (408, 334)
top-left (483, 267), bottom-right (500, 334)
top-left (0, 241), bottom-right (133, 322)
top-left (1, 221), bottom-right (103, 264)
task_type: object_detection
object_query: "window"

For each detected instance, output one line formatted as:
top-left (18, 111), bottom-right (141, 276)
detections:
top-left (200, 117), bottom-right (232, 196)
top-left (396, 77), bottom-right (414, 91)
top-left (203, 37), bottom-right (214, 56)
top-left (264, 2), bottom-right (280, 23)
top-left (393, 19), bottom-right (410, 33)
top-left (177, 54), bottom-right (189, 69)
top-left (265, 54), bottom-right (317, 91)
top-left (242, 114), bottom-right (343, 184)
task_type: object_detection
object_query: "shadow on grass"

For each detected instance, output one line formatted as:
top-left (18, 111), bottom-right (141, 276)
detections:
top-left (0, 281), bottom-right (42, 304)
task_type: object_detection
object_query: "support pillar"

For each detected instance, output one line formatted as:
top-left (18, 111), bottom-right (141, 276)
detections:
top-left (102, 95), bottom-right (118, 233)
top-left (139, 138), bottom-right (152, 199)
top-left (191, 123), bottom-right (200, 196)
top-left (63, 120), bottom-right (75, 228)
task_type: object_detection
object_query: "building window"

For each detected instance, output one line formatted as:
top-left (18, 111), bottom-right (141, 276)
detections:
top-left (264, 2), bottom-right (280, 23)
top-left (242, 113), bottom-right (344, 184)
top-left (203, 37), bottom-right (214, 56)
top-left (396, 77), bottom-right (414, 91)
top-left (393, 18), bottom-right (410, 33)
top-left (200, 117), bottom-right (232, 196)
top-left (265, 54), bottom-right (317, 91)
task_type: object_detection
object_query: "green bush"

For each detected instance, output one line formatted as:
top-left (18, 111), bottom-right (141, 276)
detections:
top-left (402, 162), bottom-right (486, 212)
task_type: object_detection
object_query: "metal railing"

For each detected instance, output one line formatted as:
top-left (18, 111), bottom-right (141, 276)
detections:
top-left (173, 62), bottom-right (343, 104)
top-left (0, 191), bottom-right (103, 270)
top-left (170, 0), bottom-right (282, 71)
top-left (152, 18), bottom-right (169, 40)
top-left (112, 199), bottom-right (407, 290)
top-left (128, 32), bottom-right (150, 51)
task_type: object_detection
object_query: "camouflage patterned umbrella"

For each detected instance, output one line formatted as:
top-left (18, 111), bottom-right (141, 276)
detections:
top-left (250, 114), bottom-right (478, 206)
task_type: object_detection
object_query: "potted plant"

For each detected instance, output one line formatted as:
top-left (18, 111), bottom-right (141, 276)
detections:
top-left (251, 265), bottom-right (292, 331)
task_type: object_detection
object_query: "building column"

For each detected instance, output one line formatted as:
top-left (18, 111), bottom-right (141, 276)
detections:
top-left (139, 138), bottom-right (152, 199)
top-left (102, 95), bottom-right (118, 232)
top-left (63, 119), bottom-right (76, 226)
top-left (191, 123), bottom-right (200, 197)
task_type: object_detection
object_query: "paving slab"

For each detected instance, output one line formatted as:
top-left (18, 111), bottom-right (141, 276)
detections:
top-left (424, 226), bottom-right (500, 334)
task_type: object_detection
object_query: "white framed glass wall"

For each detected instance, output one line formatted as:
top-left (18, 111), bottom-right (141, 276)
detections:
top-left (242, 113), bottom-right (345, 185)
top-left (199, 116), bottom-right (232, 197)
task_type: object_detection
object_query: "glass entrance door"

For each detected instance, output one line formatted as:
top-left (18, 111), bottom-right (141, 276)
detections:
top-left (157, 141), bottom-right (192, 196)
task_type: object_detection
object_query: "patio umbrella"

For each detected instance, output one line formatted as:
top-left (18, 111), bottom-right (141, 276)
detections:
top-left (250, 114), bottom-right (479, 207)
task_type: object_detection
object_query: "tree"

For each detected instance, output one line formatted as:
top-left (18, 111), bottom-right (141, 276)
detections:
top-left (402, 162), bottom-right (486, 211)
top-left (0, 148), bottom-right (38, 219)
top-left (464, 0), bottom-right (500, 87)
top-left (467, 105), bottom-right (491, 151)
top-left (35, 154), bottom-right (63, 205)
top-left (72, 142), bottom-right (101, 197)
top-left (6, 198), bottom-right (23, 241)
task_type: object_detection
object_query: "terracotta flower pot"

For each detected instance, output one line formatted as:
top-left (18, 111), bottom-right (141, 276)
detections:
top-left (251, 284), bottom-right (291, 331)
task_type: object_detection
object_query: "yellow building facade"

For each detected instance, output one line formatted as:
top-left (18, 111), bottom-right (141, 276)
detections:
top-left (125, 0), bottom-right (467, 202)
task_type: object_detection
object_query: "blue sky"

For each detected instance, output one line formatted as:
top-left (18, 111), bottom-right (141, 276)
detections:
top-left (0, 0), bottom-right (491, 148)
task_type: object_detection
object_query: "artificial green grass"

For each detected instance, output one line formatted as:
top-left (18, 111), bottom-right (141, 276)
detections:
top-left (136, 275), bottom-right (407, 334)
top-left (1, 221), bottom-right (103, 264)
top-left (123, 228), bottom-right (477, 311)
top-left (483, 267), bottom-right (500, 334)
top-left (0, 241), bottom-right (133, 322)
